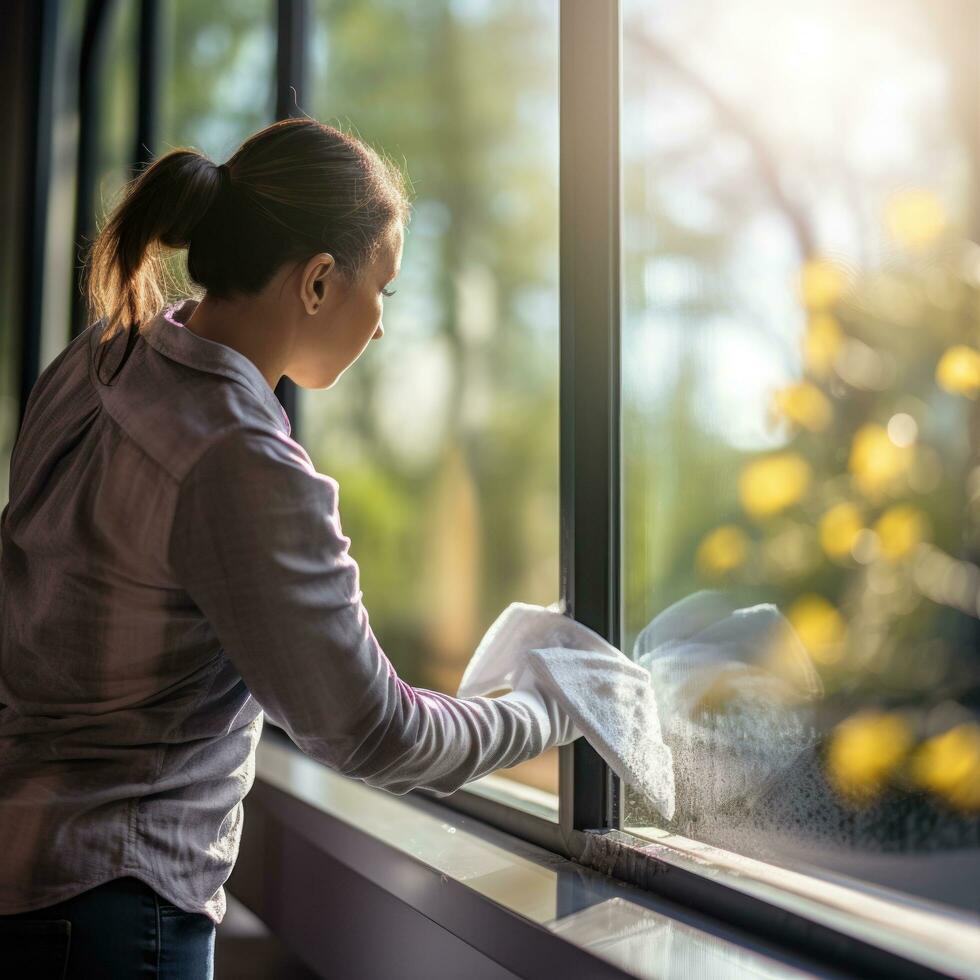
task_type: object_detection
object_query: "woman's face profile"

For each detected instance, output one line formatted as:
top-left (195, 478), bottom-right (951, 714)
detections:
top-left (290, 222), bottom-right (404, 389)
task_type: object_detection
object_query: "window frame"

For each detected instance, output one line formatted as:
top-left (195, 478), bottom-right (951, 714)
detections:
top-left (18, 0), bottom-right (58, 417)
top-left (11, 1), bottom-right (973, 975)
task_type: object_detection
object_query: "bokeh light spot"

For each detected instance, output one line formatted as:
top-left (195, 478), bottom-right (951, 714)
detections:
top-left (739, 453), bottom-right (812, 519)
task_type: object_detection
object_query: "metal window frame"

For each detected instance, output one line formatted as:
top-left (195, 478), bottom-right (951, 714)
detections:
top-left (134, 0), bottom-right (162, 175)
top-left (272, 0), bottom-right (310, 434)
top-left (70, 0), bottom-right (119, 341)
top-left (17, 0), bottom-right (58, 423)
top-left (556, 0), bottom-right (623, 839)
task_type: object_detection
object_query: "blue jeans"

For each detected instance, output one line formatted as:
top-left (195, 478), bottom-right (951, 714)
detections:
top-left (0, 876), bottom-right (215, 978)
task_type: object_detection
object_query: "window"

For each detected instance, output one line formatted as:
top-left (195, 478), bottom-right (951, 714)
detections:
top-left (302, 0), bottom-right (562, 805)
top-left (14, 1), bottom-right (978, 969)
top-left (621, 0), bottom-right (979, 916)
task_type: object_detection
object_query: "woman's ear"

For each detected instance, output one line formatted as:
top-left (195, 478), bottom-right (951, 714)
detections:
top-left (302, 252), bottom-right (335, 315)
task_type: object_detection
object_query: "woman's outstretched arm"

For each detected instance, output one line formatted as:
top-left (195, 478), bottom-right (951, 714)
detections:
top-left (168, 426), bottom-right (549, 796)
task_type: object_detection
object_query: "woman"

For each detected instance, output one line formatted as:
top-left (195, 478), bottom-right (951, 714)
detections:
top-left (0, 118), bottom-right (576, 978)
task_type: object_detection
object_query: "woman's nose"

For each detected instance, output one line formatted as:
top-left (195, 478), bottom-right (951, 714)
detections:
top-left (373, 322), bottom-right (384, 339)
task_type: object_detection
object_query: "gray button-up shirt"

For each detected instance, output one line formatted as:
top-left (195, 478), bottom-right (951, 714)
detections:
top-left (0, 298), bottom-right (544, 923)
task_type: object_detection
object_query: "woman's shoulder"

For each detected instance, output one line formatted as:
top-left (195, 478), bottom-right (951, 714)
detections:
top-left (181, 423), bottom-right (338, 504)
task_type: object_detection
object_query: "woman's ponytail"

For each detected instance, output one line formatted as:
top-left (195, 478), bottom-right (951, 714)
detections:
top-left (84, 150), bottom-right (223, 357)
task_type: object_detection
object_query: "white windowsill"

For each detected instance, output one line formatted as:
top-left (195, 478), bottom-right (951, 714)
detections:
top-left (254, 736), bottom-right (820, 980)
top-left (625, 825), bottom-right (980, 979)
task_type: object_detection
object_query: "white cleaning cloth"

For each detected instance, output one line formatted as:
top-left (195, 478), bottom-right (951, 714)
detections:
top-left (459, 591), bottom-right (822, 826)
top-left (458, 603), bottom-right (677, 821)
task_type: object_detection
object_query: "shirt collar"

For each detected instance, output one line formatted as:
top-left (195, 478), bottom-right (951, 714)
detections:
top-left (140, 298), bottom-right (292, 436)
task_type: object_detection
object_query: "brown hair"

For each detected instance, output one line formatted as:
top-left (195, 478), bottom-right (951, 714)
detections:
top-left (84, 117), bottom-right (411, 382)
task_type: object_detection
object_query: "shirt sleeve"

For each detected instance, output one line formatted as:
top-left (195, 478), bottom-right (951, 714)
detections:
top-left (168, 425), bottom-right (546, 796)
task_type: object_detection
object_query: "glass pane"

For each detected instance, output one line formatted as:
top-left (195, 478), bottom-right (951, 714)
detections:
top-left (159, 0), bottom-right (275, 158)
top-left (622, 0), bottom-right (979, 915)
top-left (92, 1), bottom-right (138, 234)
top-left (304, 0), bottom-right (561, 803)
top-left (154, 2), bottom-right (275, 318)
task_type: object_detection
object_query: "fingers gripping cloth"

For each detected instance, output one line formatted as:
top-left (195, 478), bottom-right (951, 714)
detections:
top-left (458, 603), bottom-right (677, 821)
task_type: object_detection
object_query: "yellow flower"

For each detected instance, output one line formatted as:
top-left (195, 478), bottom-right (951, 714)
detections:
top-left (799, 259), bottom-right (846, 310)
top-left (911, 723), bottom-right (980, 811)
top-left (827, 711), bottom-right (912, 802)
top-left (739, 453), bottom-right (811, 520)
top-left (819, 502), bottom-right (864, 560)
top-left (696, 525), bottom-right (749, 577)
top-left (935, 345), bottom-right (980, 399)
top-left (874, 505), bottom-right (928, 560)
top-left (803, 314), bottom-right (844, 379)
top-left (772, 381), bottom-right (832, 432)
top-left (787, 594), bottom-right (847, 665)
top-left (885, 190), bottom-right (946, 249)
top-left (849, 424), bottom-right (914, 499)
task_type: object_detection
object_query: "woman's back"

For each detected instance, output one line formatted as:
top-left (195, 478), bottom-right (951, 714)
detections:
top-left (0, 300), bottom-right (289, 923)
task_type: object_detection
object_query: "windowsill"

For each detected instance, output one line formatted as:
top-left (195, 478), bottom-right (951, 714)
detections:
top-left (250, 729), bottom-right (979, 978)
top-left (619, 825), bottom-right (980, 979)
top-left (444, 772), bottom-right (979, 977)
top-left (249, 731), bottom-right (826, 979)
